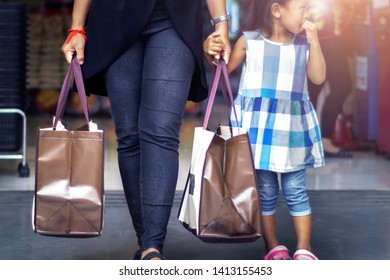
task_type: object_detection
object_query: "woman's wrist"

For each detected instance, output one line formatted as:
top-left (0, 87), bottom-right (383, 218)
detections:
top-left (210, 13), bottom-right (230, 26)
top-left (70, 20), bottom-right (85, 30)
top-left (214, 21), bottom-right (229, 35)
top-left (66, 27), bottom-right (87, 44)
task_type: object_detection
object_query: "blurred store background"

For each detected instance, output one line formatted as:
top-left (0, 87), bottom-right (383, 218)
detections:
top-left (1, 1), bottom-right (390, 262)
top-left (0, 0), bottom-right (390, 171)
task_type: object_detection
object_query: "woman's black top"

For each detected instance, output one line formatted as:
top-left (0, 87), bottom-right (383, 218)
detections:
top-left (82, 0), bottom-right (208, 102)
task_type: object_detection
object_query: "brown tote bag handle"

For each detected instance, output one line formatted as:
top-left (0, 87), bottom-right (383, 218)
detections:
top-left (203, 59), bottom-right (239, 131)
top-left (53, 56), bottom-right (90, 130)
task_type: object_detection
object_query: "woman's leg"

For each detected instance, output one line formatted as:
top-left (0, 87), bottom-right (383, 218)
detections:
top-left (281, 169), bottom-right (312, 251)
top-left (139, 27), bottom-right (195, 254)
top-left (104, 40), bottom-right (145, 246)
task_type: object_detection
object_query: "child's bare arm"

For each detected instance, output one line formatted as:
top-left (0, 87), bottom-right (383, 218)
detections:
top-left (303, 20), bottom-right (326, 85)
top-left (227, 34), bottom-right (246, 73)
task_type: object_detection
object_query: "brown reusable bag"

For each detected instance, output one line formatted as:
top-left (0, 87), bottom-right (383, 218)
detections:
top-left (33, 57), bottom-right (104, 236)
top-left (178, 60), bottom-right (262, 243)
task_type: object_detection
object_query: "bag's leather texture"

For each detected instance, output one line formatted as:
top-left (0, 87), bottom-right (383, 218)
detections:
top-left (178, 60), bottom-right (262, 243)
top-left (33, 58), bottom-right (104, 237)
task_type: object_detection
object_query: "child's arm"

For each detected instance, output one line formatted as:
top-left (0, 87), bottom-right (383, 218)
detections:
top-left (302, 20), bottom-right (326, 85)
top-left (227, 34), bottom-right (246, 73)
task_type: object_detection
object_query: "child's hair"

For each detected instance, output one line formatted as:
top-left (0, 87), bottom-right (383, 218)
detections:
top-left (240, 0), bottom-right (289, 38)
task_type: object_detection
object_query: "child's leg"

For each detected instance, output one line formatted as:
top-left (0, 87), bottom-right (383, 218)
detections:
top-left (292, 215), bottom-right (312, 251)
top-left (262, 214), bottom-right (278, 251)
top-left (257, 170), bottom-right (280, 251)
top-left (281, 170), bottom-right (313, 251)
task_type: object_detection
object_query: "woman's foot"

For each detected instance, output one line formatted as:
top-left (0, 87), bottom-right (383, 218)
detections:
top-left (133, 249), bottom-right (142, 260)
top-left (141, 248), bottom-right (165, 260)
top-left (322, 137), bottom-right (352, 158)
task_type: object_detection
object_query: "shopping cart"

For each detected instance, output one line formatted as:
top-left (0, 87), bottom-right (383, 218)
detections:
top-left (0, 108), bottom-right (29, 177)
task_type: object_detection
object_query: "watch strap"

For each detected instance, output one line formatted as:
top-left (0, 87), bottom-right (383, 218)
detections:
top-left (210, 13), bottom-right (231, 25)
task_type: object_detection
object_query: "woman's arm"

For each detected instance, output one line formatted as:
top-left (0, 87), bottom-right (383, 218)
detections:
top-left (205, 0), bottom-right (231, 63)
top-left (61, 0), bottom-right (92, 64)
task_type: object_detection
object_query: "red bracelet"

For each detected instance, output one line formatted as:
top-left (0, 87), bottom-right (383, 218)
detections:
top-left (66, 27), bottom-right (87, 44)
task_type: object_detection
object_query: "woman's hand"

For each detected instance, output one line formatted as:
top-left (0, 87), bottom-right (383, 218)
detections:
top-left (205, 0), bottom-right (231, 64)
top-left (214, 26), bottom-right (231, 64)
top-left (61, 0), bottom-right (91, 64)
top-left (61, 32), bottom-right (86, 65)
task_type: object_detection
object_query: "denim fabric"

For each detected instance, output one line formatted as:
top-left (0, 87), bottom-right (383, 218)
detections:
top-left (257, 169), bottom-right (311, 217)
top-left (104, 14), bottom-right (195, 252)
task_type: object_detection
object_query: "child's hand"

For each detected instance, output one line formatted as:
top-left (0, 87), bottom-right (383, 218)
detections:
top-left (301, 20), bottom-right (320, 46)
top-left (203, 31), bottom-right (224, 65)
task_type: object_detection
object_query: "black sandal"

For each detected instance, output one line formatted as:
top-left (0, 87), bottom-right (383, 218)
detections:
top-left (133, 249), bottom-right (142, 260)
top-left (141, 251), bottom-right (166, 260)
top-left (132, 236), bottom-right (143, 260)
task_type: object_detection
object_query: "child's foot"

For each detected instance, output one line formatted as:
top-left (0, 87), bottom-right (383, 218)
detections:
top-left (263, 245), bottom-right (291, 260)
top-left (293, 249), bottom-right (318, 260)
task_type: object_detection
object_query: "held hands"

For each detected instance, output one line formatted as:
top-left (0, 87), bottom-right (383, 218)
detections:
top-left (61, 32), bottom-right (86, 65)
top-left (203, 31), bottom-right (230, 66)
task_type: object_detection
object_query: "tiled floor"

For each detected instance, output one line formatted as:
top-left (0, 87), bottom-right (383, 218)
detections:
top-left (0, 113), bottom-right (390, 260)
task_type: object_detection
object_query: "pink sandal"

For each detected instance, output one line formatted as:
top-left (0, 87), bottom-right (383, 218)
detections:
top-left (263, 245), bottom-right (291, 260)
top-left (293, 249), bottom-right (318, 260)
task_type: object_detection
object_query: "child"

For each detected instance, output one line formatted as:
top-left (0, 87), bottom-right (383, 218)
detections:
top-left (203, 0), bottom-right (326, 260)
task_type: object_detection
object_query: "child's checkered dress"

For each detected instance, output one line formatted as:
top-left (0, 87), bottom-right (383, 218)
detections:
top-left (232, 31), bottom-right (324, 172)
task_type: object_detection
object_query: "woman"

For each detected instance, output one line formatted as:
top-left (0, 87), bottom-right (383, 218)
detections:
top-left (62, 0), bottom-right (230, 260)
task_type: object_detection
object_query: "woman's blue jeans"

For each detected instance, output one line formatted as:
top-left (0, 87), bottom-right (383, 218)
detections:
top-left (104, 24), bottom-right (195, 252)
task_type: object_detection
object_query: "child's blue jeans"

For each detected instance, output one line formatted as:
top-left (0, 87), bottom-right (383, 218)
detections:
top-left (257, 169), bottom-right (312, 217)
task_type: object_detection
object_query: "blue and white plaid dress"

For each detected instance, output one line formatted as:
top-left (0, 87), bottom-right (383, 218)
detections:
top-left (231, 31), bottom-right (324, 172)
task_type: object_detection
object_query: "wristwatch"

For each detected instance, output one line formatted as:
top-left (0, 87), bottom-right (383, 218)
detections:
top-left (210, 13), bottom-right (231, 25)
